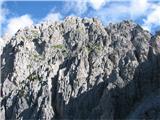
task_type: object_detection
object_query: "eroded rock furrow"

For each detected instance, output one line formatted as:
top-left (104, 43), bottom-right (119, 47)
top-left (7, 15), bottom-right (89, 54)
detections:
top-left (0, 17), bottom-right (160, 120)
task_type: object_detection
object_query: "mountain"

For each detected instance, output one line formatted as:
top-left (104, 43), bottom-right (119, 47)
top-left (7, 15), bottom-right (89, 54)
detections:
top-left (0, 17), bottom-right (160, 120)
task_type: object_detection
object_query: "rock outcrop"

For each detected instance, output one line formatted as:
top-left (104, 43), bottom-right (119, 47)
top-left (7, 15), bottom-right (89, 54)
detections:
top-left (0, 17), bottom-right (160, 119)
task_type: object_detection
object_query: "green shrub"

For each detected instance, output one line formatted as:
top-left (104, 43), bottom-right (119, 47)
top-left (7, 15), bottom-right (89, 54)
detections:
top-left (52, 44), bottom-right (65, 49)
top-left (62, 49), bottom-right (68, 57)
top-left (86, 44), bottom-right (103, 53)
top-left (28, 73), bottom-right (42, 81)
top-left (19, 89), bottom-right (25, 97)
top-left (33, 54), bottom-right (39, 58)
top-left (32, 53), bottom-right (45, 62)
top-left (52, 44), bottom-right (69, 57)
top-left (27, 64), bottom-right (32, 69)
top-left (25, 34), bottom-right (32, 40)
top-left (86, 46), bottom-right (93, 53)
top-left (31, 30), bottom-right (39, 38)
top-left (76, 27), bottom-right (84, 33)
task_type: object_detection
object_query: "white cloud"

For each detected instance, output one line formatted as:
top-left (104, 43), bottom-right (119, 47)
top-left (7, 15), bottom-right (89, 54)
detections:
top-left (63, 0), bottom-right (88, 15)
top-left (88, 3), bottom-right (130, 24)
top-left (2, 7), bottom-right (62, 36)
top-left (75, 0), bottom-right (88, 14)
top-left (0, 8), bottom-right (8, 24)
top-left (1, 0), bottom-right (160, 36)
top-left (87, 0), bottom-right (160, 33)
top-left (5, 14), bottom-right (33, 35)
top-left (142, 4), bottom-right (160, 31)
top-left (0, 0), bottom-right (9, 36)
top-left (63, 0), bottom-right (108, 16)
top-left (42, 12), bottom-right (62, 22)
top-left (130, 0), bottom-right (149, 19)
top-left (0, 0), bottom-right (4, 7)
top-left (89, 0), bottom-right (107, 10)
top-left (0, 0), bottom-right (6, 23)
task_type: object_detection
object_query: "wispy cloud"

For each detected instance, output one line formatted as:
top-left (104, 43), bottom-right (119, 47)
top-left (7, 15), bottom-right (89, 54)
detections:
top-left (86, 0), bottom-right (160, 32)
top-left (0, 7), bottom-right (9, 24)
top-left (5, 14), bottom-right (33, 35)
top-left (63, 0), bottom-right (108, 16)
top-left (89, 0), bottom-right (108, 10)
top-left (63, 0), bottom-right (88, 15)
top-left (130, 0), bottom-right (149, 19)
top-left (87, 2), bottom-right (130, 25)
top-left (142, 3), bottom-right (160, 31)
top-left (1, 0), bottom-right (160, 37)
top-left (42, 12), bottom-right (62, 22)
top-left (0, 0), bottom-right (9, 36)
top-left (2, 7), bottom-right (62, 36)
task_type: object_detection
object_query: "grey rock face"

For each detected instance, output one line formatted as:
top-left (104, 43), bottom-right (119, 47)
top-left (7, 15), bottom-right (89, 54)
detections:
top-left (0, 17), bottom-right (160, 120)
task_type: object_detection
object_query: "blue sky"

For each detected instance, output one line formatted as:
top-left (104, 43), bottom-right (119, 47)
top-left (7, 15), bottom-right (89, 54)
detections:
top-left (1, 0), bottom-right (160, 37)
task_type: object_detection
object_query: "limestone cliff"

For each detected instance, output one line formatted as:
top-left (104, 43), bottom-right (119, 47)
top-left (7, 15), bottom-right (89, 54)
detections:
top-left (0, 17), bottom-right (160, 119)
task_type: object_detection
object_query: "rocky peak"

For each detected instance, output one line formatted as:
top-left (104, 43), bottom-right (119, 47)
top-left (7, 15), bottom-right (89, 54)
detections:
top-left (0, 17), bottom-right (160, 120)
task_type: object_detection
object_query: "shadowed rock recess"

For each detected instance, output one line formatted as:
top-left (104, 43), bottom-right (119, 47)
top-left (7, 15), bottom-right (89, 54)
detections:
top-left (0, 17), bottom-right (160, 120)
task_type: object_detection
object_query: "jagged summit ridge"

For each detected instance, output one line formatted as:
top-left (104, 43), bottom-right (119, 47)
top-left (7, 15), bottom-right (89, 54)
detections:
top-left (0, 17), bottom-right (160, 120)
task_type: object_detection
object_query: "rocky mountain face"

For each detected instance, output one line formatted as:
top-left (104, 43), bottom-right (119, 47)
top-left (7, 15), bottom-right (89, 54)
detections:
top-left (0, 17), bottom-right (160, 120)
